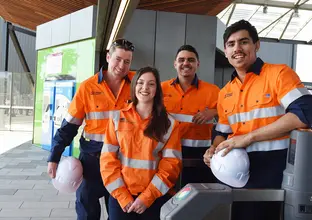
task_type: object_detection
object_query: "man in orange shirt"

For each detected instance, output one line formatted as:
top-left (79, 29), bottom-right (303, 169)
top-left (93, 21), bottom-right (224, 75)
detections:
top-left (47, 39), bottom-right (135, 220)
top-left (162, 45), bottom-right (220, 187)
top-left (204, 20), bottom-right (312, 220)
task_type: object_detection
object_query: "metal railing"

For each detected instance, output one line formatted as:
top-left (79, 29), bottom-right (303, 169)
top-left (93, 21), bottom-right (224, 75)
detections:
top-left (0, 71), bottom-right (34, 131)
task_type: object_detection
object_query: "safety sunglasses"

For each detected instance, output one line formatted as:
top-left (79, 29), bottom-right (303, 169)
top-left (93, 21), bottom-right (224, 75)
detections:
top-left (112, 39), bottom-right (135, 52)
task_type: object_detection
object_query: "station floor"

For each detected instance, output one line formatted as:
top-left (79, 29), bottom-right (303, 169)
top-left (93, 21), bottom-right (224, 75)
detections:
top-left (0, 131), bottom-right (107, 220)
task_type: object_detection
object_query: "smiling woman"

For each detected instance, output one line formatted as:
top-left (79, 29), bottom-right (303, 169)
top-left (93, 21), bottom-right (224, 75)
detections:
top-left (100, 66), bottom-right (182, 220)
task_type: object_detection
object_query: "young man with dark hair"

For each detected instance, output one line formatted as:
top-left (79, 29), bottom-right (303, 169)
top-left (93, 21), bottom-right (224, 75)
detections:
top-left (47, 39), bottom-right (135, 220)
top-left (162, 45), bottom-right (220, 187)
top-left (204, 19), bottom-right (312, 220)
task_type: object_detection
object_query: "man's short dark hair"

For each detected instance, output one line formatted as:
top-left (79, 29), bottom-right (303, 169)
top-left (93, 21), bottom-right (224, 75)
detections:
top-left (223, 20), bottom-right (259, 46)
top-left (176, 45), bottom-right (199, 60)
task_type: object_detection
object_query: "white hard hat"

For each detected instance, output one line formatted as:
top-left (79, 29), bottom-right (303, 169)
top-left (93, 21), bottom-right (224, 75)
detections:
top-left (210, 148), bottom-right (250, 188)
top-left (52, 157), bottom-right (83, 193)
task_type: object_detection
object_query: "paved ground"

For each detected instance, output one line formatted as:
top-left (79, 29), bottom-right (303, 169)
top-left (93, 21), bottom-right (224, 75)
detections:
top-left (0, 133), bottom-right (107, 220)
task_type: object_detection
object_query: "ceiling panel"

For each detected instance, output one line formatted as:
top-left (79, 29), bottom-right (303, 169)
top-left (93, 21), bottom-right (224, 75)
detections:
top-left (0, 0), bottom-right (233, 31)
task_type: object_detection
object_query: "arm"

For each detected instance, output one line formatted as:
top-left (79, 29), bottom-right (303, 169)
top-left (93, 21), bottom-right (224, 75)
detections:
top-left (137, 121), bottom-right (182, 208)
top-left (100, 117), bottom-right (133, 210)
top-left (48, 87), bottom-right (85, 163)
top-left (192, 85), bottom-right (220, 124)
top-left (216, 66), bottom-right (311, 155)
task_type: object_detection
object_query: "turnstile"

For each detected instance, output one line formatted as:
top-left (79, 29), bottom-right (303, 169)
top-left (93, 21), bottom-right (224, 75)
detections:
top-left (161, 130), bottom-right (312, 220)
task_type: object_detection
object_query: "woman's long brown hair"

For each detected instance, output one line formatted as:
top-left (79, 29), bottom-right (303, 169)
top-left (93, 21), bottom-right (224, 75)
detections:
top-left (131, 66), bottom-right (171, 142)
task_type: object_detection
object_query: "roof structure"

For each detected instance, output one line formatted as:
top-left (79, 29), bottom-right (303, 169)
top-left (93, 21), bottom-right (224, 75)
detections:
top-left (0, 0), bottom-right (232, 30)
top-left (217, 0), bottom-right (312, 43)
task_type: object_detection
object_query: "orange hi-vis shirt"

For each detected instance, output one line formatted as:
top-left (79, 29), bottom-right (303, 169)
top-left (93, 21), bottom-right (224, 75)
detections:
top-left (100, 103), bottom-right (182, 208)
top-left (216, 58), bottom-right (311, 152)
top-left (161, 75), bottom-right (220, 148)
top-left (65, 69), bottom-right (135, 152)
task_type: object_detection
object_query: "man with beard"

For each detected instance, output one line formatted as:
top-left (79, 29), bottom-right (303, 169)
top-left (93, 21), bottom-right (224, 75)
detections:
top-left (161, 45), bottom-right (220, 187)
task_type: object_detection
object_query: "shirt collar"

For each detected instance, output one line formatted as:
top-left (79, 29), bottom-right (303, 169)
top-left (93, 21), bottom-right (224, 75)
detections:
top-left (231, 57), bottom-right (264, 81)
top-left (98, 66), bottom-right (131, 84)
top-left (170, 74), bottom-right (199, 89)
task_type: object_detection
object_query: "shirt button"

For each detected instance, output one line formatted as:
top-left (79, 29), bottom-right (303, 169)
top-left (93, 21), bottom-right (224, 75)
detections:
top-left (240, 89), bottom-right (243, 92)
top-left (182, 95), bottom-right (184, 98)
top-left (243, 122), bottom-right (245, 125)
top-left (180, 108), bottom-right (183, 110)
top-left (115, 104), bottom-right (117, 107)
top-left (240, 105), bottom-right (243, 107)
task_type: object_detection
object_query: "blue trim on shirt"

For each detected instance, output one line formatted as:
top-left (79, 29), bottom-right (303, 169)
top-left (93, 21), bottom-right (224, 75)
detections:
top-left (170, 74), bottom-right (199, 89)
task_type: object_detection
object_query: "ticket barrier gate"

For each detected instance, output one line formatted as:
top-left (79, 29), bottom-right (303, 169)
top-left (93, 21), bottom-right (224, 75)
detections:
top-left (161, 130), bottom-right (312, 220)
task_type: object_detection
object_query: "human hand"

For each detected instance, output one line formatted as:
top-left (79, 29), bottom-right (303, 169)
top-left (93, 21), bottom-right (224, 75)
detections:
top-left (215, 134), bottom-right (252, 156)
top-left (127, 198), bottom-right (147, 214)
top-left (47, 162), bottom-right (58, 178)
top-left (203, 146), bottom-right (216, 167)
top-left (122, 201), bottom-right (133, 213)
top-left (192, 108), bottom-right (217, 124)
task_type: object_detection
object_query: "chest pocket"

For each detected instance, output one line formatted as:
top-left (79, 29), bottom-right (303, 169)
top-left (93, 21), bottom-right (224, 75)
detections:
top-left (222, 99), bottom-right (236, 116)
top-left (248, 92), bottom-right (273, 109)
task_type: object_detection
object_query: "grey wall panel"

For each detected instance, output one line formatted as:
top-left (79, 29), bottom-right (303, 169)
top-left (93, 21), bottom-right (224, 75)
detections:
top-left (70, 5), bottom-right (97, 42)
top-left (36, 22), bottom-right (52, 50)
top-left (8, 31), bottom-right (36, 73)
top-left (257, 41), bottom-right (293, 67)
top-left (186, 15), bottom-right (217, 83)
top-left (155, 11), bottom-right (186, 81)
top-left (51, 15), bottom-right (71, 46)
top-left (123, 10), bottom-right (156, 71)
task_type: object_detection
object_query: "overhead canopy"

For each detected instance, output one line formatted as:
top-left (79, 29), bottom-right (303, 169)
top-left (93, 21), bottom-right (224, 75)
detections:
top-left (217, 0), bottom-right (312, 43)
top-left (0, 0), bottom-right (232, 30)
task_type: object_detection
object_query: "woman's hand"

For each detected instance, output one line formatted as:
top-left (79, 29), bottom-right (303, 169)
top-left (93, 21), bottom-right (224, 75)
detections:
top-left (127, 198), bottom-right (147, 214)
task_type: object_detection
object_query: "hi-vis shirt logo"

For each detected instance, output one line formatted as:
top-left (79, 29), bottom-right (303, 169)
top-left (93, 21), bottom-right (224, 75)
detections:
top-left (163, 94), bottom-right (172, 98)
top-left (91, 91), bottom-right (104, 95)
top-left (224, 92), bottom-right (233, 99)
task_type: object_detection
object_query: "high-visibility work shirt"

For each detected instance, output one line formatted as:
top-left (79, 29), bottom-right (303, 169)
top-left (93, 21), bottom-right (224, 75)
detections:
top-left (48, 69), bottom-right (134, 162)
top-left (216, 58), bottom-right (311, 153)
top-left (161, 75), bottom-right (220, 148)
top-left (100, 104), bottom-right (182, 208)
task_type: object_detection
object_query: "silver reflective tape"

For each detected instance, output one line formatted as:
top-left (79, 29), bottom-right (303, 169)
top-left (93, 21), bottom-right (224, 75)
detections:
top-left (281, 87), bottom-right (311, 109)
top-left (170, 113), bottom-right (213, 124)
top-left (86, 110), bottom-right (119, 120)
top-left (228, 106), bottom-right (285, 125)
top-left (101, 143), bottom-right (119, 153)
top-left (119, 153), bottom-right (157, 170)
top-left (246, 138), bottom-right (290, 152)
top-left (83, 132), bottom-right (105, 142)
top-left (65, 113), bottom-right (83, 125)
top-left (162, 149), bottom-right (182, 160)
top-left (152, 142), bottom-right (164, 159)
top-left (105, 177), bottom-right (125, 193)
top-left (181, 139), bottom-right (211, 147)
top-left (216, 123), bottom-right (233, 133)
top-left (151, 175), bottom-right (170, 195)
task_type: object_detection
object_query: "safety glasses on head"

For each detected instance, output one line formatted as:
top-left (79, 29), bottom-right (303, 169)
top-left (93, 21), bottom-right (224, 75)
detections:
top-left (112, 39), bottom-right (135, 52)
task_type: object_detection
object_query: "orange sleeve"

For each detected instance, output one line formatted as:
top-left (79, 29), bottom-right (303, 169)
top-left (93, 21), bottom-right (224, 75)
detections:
top-left (215, 90), bottom-right (233, 134)
top-left (138, 120), bottom-right (182, 207)
top-left (206, 85), bottom-right (220, 109)
top-left (100, 117), bottom-right (134, 208)
top-left (275, 65), bottom-right (309, 109)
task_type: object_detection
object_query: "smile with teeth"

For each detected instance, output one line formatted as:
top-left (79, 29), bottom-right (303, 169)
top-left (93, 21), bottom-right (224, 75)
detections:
top-left (140, 92), bottom-right (149, 96)
top-left (233, 54), bottom-right (245, 59)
